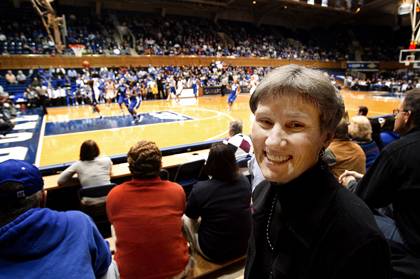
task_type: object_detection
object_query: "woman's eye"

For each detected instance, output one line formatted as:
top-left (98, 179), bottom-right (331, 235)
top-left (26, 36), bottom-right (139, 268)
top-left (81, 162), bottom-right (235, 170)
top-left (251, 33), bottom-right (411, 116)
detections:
top-left (257, 119), bottom-right (273, 127)
top-left (287, 122), bottom-right (304, 129)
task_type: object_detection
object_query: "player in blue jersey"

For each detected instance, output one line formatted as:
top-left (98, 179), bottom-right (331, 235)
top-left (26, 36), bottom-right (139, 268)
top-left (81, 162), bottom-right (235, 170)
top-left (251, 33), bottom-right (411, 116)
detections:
top-left (191, 76), bottom-right (199, 99)
top-left (227, 80), bottom-right (240, 111)
top-left (127, 82), bottom-right (142, 124)
top-left (116, 78), bottom-right (129, 115)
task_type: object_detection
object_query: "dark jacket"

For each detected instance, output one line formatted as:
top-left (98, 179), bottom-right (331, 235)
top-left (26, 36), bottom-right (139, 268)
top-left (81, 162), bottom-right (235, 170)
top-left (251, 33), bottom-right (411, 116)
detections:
top-left (356, 128), bottom-right (420, 277)
top-left (186, 175), bottom-right (252, 262)
top-left (245, 163), bottom-right (390, 279)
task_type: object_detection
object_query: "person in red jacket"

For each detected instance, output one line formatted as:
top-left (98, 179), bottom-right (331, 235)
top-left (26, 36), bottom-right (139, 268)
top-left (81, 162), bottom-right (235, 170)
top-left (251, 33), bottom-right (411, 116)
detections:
top-left (106, 140), bottom-right (191, 279)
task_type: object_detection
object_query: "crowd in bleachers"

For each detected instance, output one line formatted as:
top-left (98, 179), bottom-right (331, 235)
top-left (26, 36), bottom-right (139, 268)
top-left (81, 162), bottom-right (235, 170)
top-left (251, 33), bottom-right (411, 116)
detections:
top-left (0, 63), bottom-right (272, 108)
top-left (0, 4), bottom-right (407, 61)
top-left (344, 70), bottom-right (420, 92)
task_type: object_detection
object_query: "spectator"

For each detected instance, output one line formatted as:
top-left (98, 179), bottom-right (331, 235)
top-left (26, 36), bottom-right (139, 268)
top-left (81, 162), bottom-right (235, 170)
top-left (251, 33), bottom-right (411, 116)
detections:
top-left (358, 105), bottom-right (369, 116)
top-left (327, 113), bottom-right (366, 179)
top-left (184, 142), bottom-right (252, 262)
top-left (357, 105), bottom-right (383, 148)
top-left (380, 116), bottom-right (400, 148)
top-left (0, 91), bottom-right (16, 135)
top-left (247, 154), bottom-right (265, 192)
top-left (106, 140), bottom-right (191, 279)
top-left (5, 71), bottom-right (17, 84)
top-left (348, 115), bottom-right (380, 170)
top-left (245, 65), bottom-right (390, 279)
top-left (225, 120), bottom-right (253, 162)
top-left (339, 89), bottom-right (420, 278)
top-left (58, 140), bottom-right (112, 190)
top-left (16, 70), bottom-right (26, 83)
top-left (0, 159), bottom-right (117, 278)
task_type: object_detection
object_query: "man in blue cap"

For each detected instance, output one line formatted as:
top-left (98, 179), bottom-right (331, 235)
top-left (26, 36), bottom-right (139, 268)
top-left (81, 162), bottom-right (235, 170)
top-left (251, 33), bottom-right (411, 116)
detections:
top-left (0, 159), bottom-right (116, 279)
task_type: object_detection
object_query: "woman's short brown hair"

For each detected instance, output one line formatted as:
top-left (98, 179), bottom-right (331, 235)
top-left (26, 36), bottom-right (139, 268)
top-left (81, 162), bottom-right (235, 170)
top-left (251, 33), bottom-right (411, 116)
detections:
top-left (80, 140), bottom-right (100, 161)
top-left (127, 140), bottom-right (162, 179)
top-left (249, 64), bottom-right (344, 134)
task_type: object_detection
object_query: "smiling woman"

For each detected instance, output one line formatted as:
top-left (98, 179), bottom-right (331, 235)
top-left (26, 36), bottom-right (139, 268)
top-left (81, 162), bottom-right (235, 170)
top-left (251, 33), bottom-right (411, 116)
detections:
top-left (245, 64), bottom-right (391, 279)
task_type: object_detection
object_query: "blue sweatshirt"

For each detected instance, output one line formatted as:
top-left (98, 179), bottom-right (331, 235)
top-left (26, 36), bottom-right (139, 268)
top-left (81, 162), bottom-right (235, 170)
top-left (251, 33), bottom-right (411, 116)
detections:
top-left (0, 208), bottom-right (111, 279)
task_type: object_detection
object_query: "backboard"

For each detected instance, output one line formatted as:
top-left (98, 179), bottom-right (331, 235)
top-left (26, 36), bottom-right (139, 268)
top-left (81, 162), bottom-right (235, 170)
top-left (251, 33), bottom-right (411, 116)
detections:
top-left (399, 49), bottom-right (420, 65)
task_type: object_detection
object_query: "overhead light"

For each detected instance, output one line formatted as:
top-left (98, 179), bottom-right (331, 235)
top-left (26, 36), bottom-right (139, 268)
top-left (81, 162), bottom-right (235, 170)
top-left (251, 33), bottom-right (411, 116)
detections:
top-left (355, 7), bottom-right (361, 13)
top-left (252, 1), bottom-right (256, 4)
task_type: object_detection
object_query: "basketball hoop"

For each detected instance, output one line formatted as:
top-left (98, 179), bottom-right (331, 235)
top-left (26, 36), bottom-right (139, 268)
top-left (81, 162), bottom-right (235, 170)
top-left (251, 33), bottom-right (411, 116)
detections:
top-left (69, 44), bottom-right (85, 57)
top-left (405, 61), bottom-right (411, 66)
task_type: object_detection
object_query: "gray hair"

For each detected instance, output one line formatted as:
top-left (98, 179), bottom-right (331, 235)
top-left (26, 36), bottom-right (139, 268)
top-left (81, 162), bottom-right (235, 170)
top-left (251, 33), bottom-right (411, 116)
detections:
top-left (229, 120), bottom-right (243, 136)
top-left (349, 115), bottom-right (372, 141)
top-left (249, 64), bottom-right (344, 134)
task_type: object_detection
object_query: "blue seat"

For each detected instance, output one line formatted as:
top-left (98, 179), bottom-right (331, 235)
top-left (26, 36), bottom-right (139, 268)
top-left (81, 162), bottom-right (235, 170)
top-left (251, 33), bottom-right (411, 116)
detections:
top-left (173, 159), bottom-right (206, 196)
top-left (79, 183), bottom-right (117, 198)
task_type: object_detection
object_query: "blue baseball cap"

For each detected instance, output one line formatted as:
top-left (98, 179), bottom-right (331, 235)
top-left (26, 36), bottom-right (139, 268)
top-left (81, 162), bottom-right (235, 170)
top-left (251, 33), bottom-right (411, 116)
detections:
top-left (0, 159), bottom-right (44, 200)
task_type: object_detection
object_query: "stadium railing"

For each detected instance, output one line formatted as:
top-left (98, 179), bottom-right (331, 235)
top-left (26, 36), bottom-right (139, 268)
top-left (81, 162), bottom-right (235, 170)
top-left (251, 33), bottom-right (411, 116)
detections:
top-left (39, 139), bottom-right (222, 176)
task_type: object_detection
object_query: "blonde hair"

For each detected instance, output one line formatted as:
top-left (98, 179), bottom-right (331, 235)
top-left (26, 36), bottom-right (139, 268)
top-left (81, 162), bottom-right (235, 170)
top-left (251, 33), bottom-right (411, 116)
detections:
top-left (349, 115), bottom-right (372, 141)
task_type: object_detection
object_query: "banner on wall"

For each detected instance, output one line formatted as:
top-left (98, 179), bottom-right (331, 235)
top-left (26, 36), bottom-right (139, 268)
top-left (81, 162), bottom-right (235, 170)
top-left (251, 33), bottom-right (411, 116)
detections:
top-left (346, 61), bottom-right (379, 72)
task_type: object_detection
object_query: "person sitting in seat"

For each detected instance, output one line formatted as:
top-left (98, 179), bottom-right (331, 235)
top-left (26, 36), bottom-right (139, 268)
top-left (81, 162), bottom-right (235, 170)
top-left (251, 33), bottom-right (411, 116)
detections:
top-left (184, 142), bottom-right (252, 262)
top-left (327, 112), bottom-right (366, 179)
top-left (0, 159), bottom-right (116, 279)
top-left (380, 116), bottom-right (400, 148)
top-left (106, 140), bottom-right (191, 279)
top-left (339, 89), bottom-right (420, 278)
top-left (5, 70), bottom-right (17, 84)
top-left (58, 139), bottom-right (112, 189)
top-left (225, 120), bottom-right (253, 163)
top-left (0, 91), bottom-right (16, 136)
top-left (348, 115), bottom-right (380, 170)
top-left (245, 64), bottom-right (390, 279)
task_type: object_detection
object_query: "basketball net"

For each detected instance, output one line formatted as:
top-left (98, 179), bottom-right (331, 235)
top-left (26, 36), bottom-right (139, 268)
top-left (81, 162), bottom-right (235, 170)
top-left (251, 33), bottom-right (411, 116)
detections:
top-left (69, 44), bottom-right (85, 57)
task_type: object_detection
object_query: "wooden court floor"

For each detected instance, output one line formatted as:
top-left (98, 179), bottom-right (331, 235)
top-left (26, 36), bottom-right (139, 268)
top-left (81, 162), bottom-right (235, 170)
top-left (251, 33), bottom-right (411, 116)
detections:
top-left (38, 90), bottom-right (403, 167)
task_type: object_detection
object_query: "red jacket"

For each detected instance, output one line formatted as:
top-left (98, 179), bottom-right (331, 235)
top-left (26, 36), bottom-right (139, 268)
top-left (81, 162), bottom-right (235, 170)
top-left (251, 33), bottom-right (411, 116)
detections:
top-left (107, 177), bottom-right (189, 279)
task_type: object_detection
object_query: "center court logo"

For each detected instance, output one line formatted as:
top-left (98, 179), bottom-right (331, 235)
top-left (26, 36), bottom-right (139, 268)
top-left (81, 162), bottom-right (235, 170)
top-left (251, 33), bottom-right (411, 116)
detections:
top-left (44, 111), bottom-right (193, 136)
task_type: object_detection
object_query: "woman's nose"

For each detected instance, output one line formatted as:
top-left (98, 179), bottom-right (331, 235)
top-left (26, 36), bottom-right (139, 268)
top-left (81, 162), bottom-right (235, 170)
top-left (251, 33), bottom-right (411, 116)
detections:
top-left (265, 125), bottom-right (287, 147)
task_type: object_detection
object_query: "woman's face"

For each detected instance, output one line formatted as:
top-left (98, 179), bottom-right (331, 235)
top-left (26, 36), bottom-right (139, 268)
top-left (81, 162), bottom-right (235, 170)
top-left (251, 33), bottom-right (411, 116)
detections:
top-left (252, 95), bottom-right (330, 184)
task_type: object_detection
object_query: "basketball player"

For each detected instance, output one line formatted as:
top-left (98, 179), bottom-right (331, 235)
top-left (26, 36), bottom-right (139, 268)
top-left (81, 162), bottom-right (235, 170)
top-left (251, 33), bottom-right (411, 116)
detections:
top-left (175, 77), bottom-right (184, 101)
top-left (116, 78), bottom-right (129, 115)
top-left (127, 82), bottom-right (142, 124)
top-left (249, 74), bottom-right (259, 95)
top-left (86, 79), bottom-right (102, 118)
top-left (191, 76), bottom-right (199, 99)
top-left (167, 76), bottom-right (178, 101)
top-left (104, 79), bottom-right (116, 106)
top-left (228, 80), bottom-right (240, 111)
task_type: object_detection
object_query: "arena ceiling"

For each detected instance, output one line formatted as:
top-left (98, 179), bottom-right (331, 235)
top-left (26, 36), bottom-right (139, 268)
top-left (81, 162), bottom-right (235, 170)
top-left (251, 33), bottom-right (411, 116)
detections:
top-left (27, 0), bottom-right (405, 27)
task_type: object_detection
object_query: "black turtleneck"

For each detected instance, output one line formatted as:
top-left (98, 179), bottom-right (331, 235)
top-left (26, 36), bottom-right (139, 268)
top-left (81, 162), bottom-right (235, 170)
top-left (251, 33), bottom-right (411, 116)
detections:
top-left (245, 162), bottom-right (390, 279)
